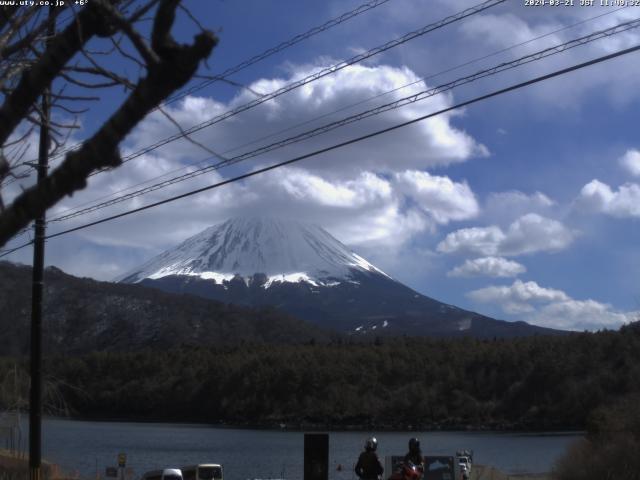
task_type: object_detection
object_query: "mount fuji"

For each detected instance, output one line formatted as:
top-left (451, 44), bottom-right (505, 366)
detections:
top-left (119, 217), bottom-right (389, 288)
top-left (119, 217), bottom-right (560, 337)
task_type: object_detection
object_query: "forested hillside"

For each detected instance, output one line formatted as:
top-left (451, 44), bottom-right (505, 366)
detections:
top-left (0, 262), bottom-right (334, 354)
top-left (2, 323), bottom-right (639, 430)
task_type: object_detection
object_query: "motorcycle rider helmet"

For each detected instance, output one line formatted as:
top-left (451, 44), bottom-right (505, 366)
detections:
top-left (408, 437), bottom-right (420, 453)
top-left (365, 437), bottom-right (378, 452)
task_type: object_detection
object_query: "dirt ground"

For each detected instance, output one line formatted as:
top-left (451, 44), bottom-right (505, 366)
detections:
top-left (0, 450), bottom-right (75, 480)
top-left (472, 464), bottom-right (551, 480)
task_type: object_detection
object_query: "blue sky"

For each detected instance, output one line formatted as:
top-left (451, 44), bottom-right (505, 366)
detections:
top-left (4, 0), bottom-right (640, 331)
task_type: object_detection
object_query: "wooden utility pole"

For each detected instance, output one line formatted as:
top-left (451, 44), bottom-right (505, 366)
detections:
top-left (29, 8), bottom-right (53, 480)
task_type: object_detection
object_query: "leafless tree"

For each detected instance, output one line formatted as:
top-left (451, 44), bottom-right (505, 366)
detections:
top-left (1, 363), bottom-right (82, 457)
top-left (0, 0), bottom-right (217, 247)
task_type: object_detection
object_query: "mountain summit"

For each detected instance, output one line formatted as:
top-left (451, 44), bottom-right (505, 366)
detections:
top-left (119, 217), bottom-right (389, 286)
top-left (121, 217), bottom-right (562, 338)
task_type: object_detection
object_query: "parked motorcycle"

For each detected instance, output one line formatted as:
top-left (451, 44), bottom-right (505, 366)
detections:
top-left (388, 462), bottom-right (423, 480)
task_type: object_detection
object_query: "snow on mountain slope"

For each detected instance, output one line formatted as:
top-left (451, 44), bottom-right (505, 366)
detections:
top-left (117, 217), bottom-right (564, 338)
top-left (118, 217), bottom-right (390, 286)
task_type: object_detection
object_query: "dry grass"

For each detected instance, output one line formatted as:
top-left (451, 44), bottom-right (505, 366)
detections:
top-left (472, 464), bottom-right (550, 480)
top-left (0, 450), bottom-right (77, 480)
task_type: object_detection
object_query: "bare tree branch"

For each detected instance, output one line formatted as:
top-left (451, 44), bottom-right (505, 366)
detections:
top-left (0, 2), bottom-right (110, 146)
top-left (2, 127), bottom-right (34, 149)
top-left (0, 0), bottom-right (217, 246)
top-left (0, 7), bottom-right (64, 60)
top-left (74, 42), bottom-right (138, 90)
top-left (178, 3), bottom-right (207, 33)
top-left (65, 64), bottom-right (135, 86)
top-left (59, 70), bottom-right (127, 89)
top-left (0, 8), bottom-right (37, 54)
top-left (99, 0), bottom-right (159, 65)
top-left (51, 103), bottom-right (90, 115)
top-left (128, 0), bottom-right (162, 25)
top-left (0, 7), bottom-right (17, 33)
top-left (157, 105), bottom-right (228, 161)
top-left (108, 34), bottom-right (146, 69)
top-left (50, 92), bottom-right (100, 102)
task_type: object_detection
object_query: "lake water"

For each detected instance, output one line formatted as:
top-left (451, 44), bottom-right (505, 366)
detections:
top-left (22, 418), bottom-right (581, 479)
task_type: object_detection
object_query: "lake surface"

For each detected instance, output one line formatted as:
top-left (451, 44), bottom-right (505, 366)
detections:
top-left (20, 418), bottom-right (581, 479)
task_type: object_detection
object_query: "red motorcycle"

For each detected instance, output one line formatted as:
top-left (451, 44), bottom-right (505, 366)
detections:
top-left (388, 462), bottom-right (423, 480)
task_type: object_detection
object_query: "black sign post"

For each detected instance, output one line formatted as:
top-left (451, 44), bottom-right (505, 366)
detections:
top-left (304, 433), bottom-right (329, 480)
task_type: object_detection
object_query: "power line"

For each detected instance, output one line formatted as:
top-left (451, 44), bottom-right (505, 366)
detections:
top-left (1, 0), bottom-right (504, 224)
top-left (49, 5), bottom-right (629, 220)
top-left (10, 3), bottom-right (624, 202)
top-left (3, 0), bottom-right (502, 191)
top-left (39, 0), bottom-right (396, 165)
top-left (2, 42), bottom-right (630, 252)
top-left (0, 240), bottom-right (33, 258)
top-left (163, 0), bottom-right (395, 106)
top-left (47, 16), bottom-right (640, 224)
top-left (94, 0), bottom-right (507, 172)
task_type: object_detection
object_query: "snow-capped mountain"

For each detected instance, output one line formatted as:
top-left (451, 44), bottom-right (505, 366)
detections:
top-left (120, 217), bottom-right (562, 338)
top-left (119, 217), bottom-right (389, 287)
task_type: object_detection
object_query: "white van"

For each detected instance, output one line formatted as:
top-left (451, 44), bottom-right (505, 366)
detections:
top-left (142, 468), bottom-right (183, 480)
top-left (181, 464), bottom-right (223, 480)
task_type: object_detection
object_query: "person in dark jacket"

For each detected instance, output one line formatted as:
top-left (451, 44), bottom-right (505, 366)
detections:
top-left (403, 438), bottom-right (424, 468)
top-left (355, 437), bottom-right (384, 480)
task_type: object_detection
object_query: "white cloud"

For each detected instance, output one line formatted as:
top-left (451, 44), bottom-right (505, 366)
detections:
top-left (0, 59), bottom-right (491, 279)
top-left (394, 170), bottom-right (479, 224)
top-left (252, 167), bottom-right (430, 247)
top-left (277, 170), bottom-right (392, 208)
top-left (125, 62), bottom-right (487, 178)
top-left (483, 191), bottom-right (555, 224)
top-left (454, 8), bottom-right (640, 107)
top-left (437, 226), bottom-right (505, 256)
top-left (619, 149), bottom-right (640, 177)
top-left (468, 279), bottom-right (568, 314)
top-left (448, 256), bottom-right (526, 278)
top-left (356, 243), bottom-right (440, 287)
top-left (530, 300), bottom-right (636, 331)
top-left (437, 213), bottom-right (574, 257)
top-left (461, 13), bottom-right (552, 50)
top-left (500, 213), bottom-right (575, 256)
top-left (6, 158), bottom-right (483, 280)
top-left (577, 179), bottom-right (640, 218)
top-left (30, 164), bottom-right (434, 277)
top-left (468, 279), bottom-right (635, 330)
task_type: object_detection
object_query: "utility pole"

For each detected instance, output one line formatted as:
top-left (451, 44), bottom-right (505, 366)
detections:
top-left (30, 7), bottom-right (53, 480)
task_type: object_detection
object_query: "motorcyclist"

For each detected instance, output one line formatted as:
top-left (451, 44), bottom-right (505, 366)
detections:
top-left (355, 437), bottom-right (384, 480)
top-left (403, 438), bottom-right (424, 470)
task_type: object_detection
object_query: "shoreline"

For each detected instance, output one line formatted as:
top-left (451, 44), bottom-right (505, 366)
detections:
top-left (38, 413), bottom-right (584, 435)
top-left (0, 452), bottom-right (553, 480)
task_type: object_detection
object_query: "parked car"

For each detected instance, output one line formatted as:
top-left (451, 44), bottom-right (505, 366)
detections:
top-left (181, 464), bottom-right (223, 480)
top-left (142, 468), bottom-right (183, 480)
